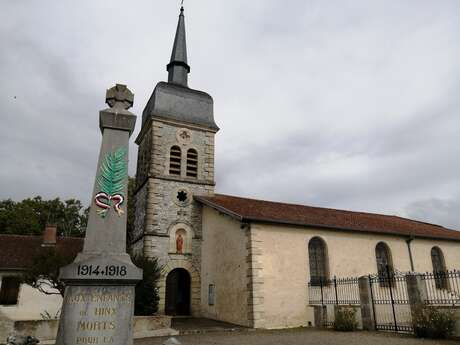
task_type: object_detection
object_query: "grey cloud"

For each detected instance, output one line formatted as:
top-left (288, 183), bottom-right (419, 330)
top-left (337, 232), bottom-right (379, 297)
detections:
top-left (1, 0), bottom-right (460, 231)
top-left (406, 196), bottom-right (460, 230)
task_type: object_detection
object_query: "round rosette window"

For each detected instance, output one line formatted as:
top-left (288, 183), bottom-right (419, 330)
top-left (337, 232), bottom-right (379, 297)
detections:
top-left (174, 187), bottom-right (192, 206)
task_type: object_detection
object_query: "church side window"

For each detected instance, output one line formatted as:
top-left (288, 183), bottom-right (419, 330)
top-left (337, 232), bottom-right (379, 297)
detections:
top-left (431, 246), bottom-right (448, 289)
top-left (308, 237), bottom-right (329, 286)
top-left (169, 146), bottom-right (181, 176)
top-left (375, 242), bottom-right (394, 287)
top-left (0, 276), bottom-right (20, 305)
top-left (186, 149), bottom-right (198, 178)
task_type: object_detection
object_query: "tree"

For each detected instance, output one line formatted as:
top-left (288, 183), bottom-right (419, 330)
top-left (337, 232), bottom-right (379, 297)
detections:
top-left (0, 197), bottom-right (88, 237)
top-left (22, 247), bottom-right (77, 297)
top-left (133, 256), bottom-right (161, 316)
top-left (126, 177), bottom-right (136, 246)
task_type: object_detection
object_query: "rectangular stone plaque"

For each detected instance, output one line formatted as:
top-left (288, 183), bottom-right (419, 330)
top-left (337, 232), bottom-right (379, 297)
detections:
top-left (56, 286), bottom-right (135, 345)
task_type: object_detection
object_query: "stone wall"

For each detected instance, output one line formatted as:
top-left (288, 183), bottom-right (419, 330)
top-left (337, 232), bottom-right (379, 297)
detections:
top-left (132, 117), bottom-right (216, 316)
top-left (200, 207), bottom-right (250, 326)
top-left (246, 226), bottom-right (265, 328)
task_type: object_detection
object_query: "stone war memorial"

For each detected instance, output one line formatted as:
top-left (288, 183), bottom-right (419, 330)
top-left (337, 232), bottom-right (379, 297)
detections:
top-left (55, 84), bottom-right (142, 345)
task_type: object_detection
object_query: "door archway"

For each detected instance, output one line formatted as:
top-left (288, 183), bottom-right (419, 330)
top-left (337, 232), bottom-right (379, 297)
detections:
top-left (165, 268), bottom-right (191, 315)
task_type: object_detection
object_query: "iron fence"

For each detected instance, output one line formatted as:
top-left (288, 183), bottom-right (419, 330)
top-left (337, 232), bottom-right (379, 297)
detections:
top-left (422, 270), bottom-right (460, 306)
top-left (307, 268), bottom-right (460, 334)
top-left (308, 276), bottom-right (360, 305)
top-left (369, 267), bottom-right (413, 333)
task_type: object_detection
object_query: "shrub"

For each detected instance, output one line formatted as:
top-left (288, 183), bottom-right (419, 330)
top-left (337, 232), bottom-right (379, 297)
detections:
top-left (133, 256), bottom-right (161, 316)
top-left (334, 307), bottom-right (358, 331)
top-left (413, 306), bottom-right (455, 339)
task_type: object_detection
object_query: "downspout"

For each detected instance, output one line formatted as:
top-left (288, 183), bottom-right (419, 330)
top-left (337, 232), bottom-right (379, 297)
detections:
top-left (406, 236), bottom-right (415, 272)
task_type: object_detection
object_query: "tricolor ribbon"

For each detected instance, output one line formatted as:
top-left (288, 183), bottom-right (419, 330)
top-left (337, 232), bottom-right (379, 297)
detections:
top-left (94, 192), bottom-right (125, 217)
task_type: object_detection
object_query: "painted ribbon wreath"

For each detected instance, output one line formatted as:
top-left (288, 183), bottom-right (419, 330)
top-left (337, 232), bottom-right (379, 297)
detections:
top-left (94, 192), bottom-right (125, 217)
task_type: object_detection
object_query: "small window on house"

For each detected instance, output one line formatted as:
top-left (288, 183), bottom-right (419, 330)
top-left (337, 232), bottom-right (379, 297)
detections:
top-left (208, 284), bottom-right (215, 306)
top-left (0, 277), bottom-right (20, 305)
top-left (431, 246), bottom-right (448, 289)
top-left (186, 149), bottom-right (198, 178)
top-left (169, 146), bottom-right (181, 176)
top-left (308, 237), bottom-right (329, 286)
top-left (375, 242), bottom-right (394, 287)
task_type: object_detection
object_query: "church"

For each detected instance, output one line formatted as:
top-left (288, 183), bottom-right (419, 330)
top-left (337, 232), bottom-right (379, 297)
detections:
top-left (129, 7), bottom-right (460, 329)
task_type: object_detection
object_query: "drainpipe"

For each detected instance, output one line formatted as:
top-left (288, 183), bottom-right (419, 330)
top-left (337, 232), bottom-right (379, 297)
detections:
top-left (406, 236), bottom-right (415, 272)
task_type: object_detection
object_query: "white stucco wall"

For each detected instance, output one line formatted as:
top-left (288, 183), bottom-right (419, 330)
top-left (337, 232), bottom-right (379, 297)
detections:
top-left (200, 207), bottom-right (250, 326)
top-left (251, 223), bottom-right (460, 329)
top-left (410, 238), bottom-right (460, 272)
top-left (0, 273), bottom-right (62, 321)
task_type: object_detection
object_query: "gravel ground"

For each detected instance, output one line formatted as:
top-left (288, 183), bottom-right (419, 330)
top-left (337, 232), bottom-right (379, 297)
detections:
top-left (135, 328), bottom-right (460, 345)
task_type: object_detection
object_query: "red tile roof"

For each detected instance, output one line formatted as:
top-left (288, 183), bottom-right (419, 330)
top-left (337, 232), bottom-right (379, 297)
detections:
top-left (195, 194), bottom-right (460, 241)
top-left (0, 234), bottom-right (83, 270)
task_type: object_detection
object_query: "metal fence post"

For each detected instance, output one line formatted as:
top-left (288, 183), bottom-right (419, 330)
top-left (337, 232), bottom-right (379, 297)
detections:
top-left (320, 277), bottom-right (324, 306)
top-left (334, 276), bottom-right (338, 305)
top-left (386, 265), bottom-right (398, 332)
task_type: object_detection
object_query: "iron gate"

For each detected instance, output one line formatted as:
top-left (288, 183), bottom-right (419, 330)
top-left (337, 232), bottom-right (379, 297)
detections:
top-left (369, 266), bottom-right (413, 333)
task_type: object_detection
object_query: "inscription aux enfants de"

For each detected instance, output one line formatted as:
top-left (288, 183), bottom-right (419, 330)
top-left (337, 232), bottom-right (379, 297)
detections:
top-left (69, 288), bottom-right (133, 345)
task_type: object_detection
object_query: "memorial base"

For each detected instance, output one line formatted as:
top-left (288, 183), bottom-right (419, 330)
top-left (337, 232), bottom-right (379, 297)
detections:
top-left (56, 285), bottom-right (135, 345)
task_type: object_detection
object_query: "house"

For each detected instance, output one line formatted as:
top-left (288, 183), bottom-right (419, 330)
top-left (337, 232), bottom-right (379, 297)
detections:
top-left (130, 6), bottom-right (460, 329)
top-left (0, 226), bottom-right (83, 321)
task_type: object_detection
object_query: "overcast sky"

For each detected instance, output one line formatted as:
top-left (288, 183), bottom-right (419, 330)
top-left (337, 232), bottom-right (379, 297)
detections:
top-left (1, 1), bottom-right (459, 229)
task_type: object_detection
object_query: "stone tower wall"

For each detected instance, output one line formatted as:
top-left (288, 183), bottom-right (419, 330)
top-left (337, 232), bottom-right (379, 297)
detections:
top-left (132, 117), bottom-right (216, 315)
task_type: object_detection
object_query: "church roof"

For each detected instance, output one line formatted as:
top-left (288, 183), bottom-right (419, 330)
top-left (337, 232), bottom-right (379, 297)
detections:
top-left (141, 82), bottom-right (218, 130)
top-left (195, 194), bottom-right (460, 241)
top-left (0, 234), bottom-right (83, 270)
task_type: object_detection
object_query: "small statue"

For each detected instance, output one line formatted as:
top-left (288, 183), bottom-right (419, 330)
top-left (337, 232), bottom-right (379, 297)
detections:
top-left (176, 233), bottom-right (184, 253)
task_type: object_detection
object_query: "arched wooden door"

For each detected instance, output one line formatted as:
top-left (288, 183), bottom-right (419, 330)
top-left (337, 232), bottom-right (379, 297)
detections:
top-left (165, 268), bottom-right (191, 315)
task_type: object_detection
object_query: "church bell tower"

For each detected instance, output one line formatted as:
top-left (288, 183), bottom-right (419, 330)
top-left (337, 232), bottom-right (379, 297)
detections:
top-left (131, 6), bottom-right (219, 316)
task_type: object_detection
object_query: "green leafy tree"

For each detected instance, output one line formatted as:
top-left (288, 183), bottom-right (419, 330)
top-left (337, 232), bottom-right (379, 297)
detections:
top-left (127, 177), bottom-right (136, 245)
top-left (22, 248), bottom-right (77, 297)
top-left (133, 256), bottom-right (161, 316)
top-left (0, 197), bottom-right (88, 237)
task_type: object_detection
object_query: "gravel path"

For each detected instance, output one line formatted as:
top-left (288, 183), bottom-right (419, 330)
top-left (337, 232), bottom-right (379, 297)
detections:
top-left (135, 328), bottom-right (460, 345)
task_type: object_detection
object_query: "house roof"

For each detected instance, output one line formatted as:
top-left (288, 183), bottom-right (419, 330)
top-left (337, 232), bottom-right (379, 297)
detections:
top-left (0, 234), bottom-right (83, 271)
top-left (195, 194), bottom-right (460, 241)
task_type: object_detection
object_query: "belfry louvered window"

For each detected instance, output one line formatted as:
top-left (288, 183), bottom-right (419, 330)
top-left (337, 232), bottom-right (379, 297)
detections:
top-left (186, 149), bottom-right (198, 178)
top-left (308, 237), bottom-right (329, 286)
top-left (169, 146), bottom-right (181, 176)
top-left (431, 246), bottom-right (448, 289)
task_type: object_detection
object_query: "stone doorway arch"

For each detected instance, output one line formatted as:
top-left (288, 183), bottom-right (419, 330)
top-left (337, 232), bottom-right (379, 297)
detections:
top-left (165, 268), bottom-right (191, 315)
top-left (158, 260), bottom-right (200, 315)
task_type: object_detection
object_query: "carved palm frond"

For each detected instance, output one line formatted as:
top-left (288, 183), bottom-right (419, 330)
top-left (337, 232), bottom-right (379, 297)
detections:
top-left (96, 147), bottom-right (128, 197)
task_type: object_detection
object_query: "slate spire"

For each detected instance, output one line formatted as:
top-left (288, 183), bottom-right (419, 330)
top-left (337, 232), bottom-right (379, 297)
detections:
top-left (167, 6), bottom-right (190, 87)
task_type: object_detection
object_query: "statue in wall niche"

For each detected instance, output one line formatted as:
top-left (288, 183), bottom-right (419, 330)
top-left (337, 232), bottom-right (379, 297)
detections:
top-left (176, 233), bottom-right (184, 253)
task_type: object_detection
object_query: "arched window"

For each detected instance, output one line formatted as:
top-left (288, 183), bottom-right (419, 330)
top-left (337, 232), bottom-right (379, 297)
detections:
top-left (169, 146), bottom-right (181, 176)
top-left (308, 237), bottom-right (329, 286)
top-left (431, 246), bottom-right (448, 289)
top-left (186, 149), bottom-right (198, 178)
top-left (375, 242), bottom-right (394, 286)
